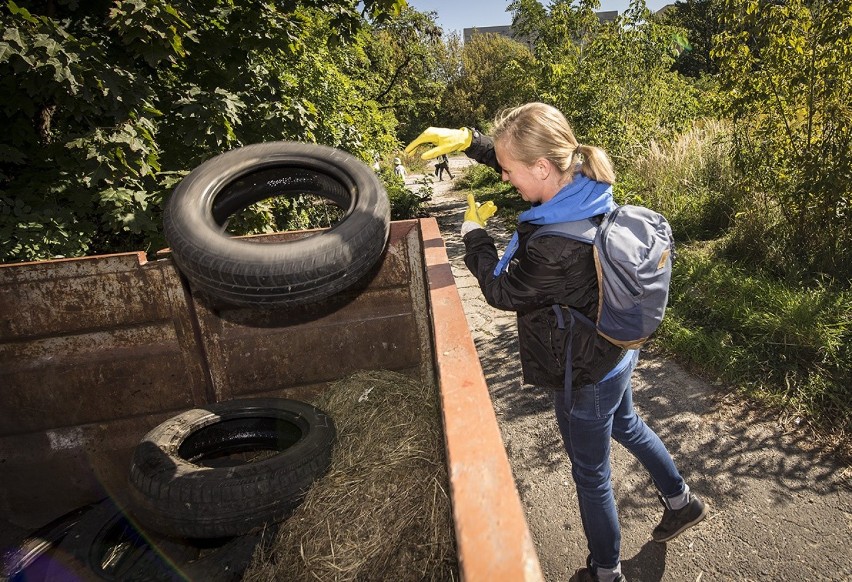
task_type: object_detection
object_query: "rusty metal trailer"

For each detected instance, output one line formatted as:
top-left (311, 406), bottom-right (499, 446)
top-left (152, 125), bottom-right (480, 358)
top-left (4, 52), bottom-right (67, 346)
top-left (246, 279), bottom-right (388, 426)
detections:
top-left (0, 218), bottom-right (543, 580)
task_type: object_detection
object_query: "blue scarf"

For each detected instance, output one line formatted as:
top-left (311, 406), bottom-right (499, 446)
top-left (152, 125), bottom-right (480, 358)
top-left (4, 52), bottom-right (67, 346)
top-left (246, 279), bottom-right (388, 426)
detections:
top-left (493, 173), bottom-right (615, 276)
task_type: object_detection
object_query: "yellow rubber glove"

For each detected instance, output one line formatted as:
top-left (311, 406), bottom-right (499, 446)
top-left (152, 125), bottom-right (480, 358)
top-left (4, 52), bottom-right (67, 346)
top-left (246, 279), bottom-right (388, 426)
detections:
top-left (404, 127), bottom-right (473, 160)
top-left (464, 193), bottom-right (497, 227)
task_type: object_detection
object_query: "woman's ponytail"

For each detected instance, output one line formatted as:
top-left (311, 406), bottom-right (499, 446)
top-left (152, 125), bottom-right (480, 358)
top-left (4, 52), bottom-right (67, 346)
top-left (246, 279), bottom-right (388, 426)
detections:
top-left (576, 144), bottom-right (615, 185)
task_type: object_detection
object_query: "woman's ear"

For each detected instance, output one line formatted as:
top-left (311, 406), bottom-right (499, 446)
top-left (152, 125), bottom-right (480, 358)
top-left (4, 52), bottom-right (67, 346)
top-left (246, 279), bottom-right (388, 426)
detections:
top-left (534, 158), bottom-right (552, 180)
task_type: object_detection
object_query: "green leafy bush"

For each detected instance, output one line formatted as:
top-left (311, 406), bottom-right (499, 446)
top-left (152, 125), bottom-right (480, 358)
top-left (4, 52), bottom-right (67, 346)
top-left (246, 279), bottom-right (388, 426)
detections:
top-left (713, 0), bottom-right (852, 281)
top-left (454, 163), bottom-right (500, 190)
top-left (512, 0), bottom-right (703, 164)
top-left (0, 0), bottom-right (412, 263)
top-left (381, 170), bottom-right (430, 220)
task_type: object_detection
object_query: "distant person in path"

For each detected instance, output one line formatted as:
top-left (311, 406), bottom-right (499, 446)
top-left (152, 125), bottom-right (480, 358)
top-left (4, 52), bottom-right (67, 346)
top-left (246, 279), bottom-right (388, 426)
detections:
top-left (434, 153), bottom-right (453, 181)
top-left (405, 104), bottom-right (707, 582)
top-left (393, 157), bottom-right (406, 180)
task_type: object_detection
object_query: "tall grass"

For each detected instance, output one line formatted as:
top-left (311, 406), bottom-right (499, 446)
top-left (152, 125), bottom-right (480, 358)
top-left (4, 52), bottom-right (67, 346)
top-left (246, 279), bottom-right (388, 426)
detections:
top-left (617, 119), bottom-right (740, 242)
top-left (661, 245), bottom-right (852, 437)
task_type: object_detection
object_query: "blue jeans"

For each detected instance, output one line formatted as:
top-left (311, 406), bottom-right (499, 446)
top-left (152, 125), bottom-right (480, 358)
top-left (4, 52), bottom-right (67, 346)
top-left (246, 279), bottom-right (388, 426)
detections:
top-left (553, 350), bottom-right (685, 570)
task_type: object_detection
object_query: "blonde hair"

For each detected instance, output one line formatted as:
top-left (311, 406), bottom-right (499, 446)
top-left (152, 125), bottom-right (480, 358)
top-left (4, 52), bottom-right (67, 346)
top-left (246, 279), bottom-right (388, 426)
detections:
top-left (491, 102), bottom-right (616, 185)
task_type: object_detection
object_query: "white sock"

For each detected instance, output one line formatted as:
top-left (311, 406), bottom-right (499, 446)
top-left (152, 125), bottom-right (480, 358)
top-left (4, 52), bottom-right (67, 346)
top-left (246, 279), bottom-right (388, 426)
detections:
top-left (596, 562), bottom-right (622, 582)
top-left (667, 483), bottom-right (691, 510)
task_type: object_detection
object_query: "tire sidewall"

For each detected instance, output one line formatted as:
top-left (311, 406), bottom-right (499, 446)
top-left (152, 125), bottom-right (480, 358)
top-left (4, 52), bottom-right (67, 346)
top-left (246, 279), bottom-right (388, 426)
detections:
top-left (141, 398), bottom-right (330, 480)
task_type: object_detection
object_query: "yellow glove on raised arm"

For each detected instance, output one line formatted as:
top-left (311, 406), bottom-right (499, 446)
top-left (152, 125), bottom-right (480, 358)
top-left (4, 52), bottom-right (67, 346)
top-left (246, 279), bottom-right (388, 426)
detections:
top-left (464, 193), bottom-right (497, 227)
top-left (404, 127), bottom-right (473, 160)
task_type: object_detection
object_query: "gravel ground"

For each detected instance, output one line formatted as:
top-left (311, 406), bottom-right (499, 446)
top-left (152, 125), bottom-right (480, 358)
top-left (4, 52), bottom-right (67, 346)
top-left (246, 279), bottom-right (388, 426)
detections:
top-left (406, 155), bottom-right (852, 582)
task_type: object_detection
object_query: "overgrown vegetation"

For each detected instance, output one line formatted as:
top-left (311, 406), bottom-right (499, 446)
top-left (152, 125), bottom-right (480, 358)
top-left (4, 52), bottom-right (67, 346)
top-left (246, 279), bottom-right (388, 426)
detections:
top-left (713, 0), bottom-right (852, 282)
top-left (510, 0), bottom-right (706, 163)
top-left (619, 119), bottom-right (738, 242)
top-left (0, 0), bottom-right (434, 261)
top-left (660, 245), bottom-right (851, 438)
top-left (619, 124), bottom-right (850, 441)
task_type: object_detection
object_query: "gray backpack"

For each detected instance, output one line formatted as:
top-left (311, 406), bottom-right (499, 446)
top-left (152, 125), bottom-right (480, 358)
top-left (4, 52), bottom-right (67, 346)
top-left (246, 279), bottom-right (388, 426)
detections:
top-left (532, 205), bottom-right (675, 349)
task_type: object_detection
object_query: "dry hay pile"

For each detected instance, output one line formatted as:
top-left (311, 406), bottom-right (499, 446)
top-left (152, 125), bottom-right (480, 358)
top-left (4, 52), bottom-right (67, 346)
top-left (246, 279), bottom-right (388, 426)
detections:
top-left (243, 370), bottom-right (458, 581)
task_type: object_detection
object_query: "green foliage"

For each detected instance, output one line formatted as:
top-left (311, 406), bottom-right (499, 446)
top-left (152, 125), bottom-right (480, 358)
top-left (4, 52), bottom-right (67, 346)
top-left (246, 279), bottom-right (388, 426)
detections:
top-left (0, 0), bottom-right (413, 262)
top-left (439, 33), bottom-right (538, 129)
top-left (511, 0), bottom-right (703, 164)
top-left (658, 0), bottom-right (724, 77)
top-left (225, 195), bottom-right (346, 236)
top-left (363, 7), bottom-right (447, 143)
top-left (381, 168), bottom-right (429, 220)
top-left (660, 244), bottom-right (852, 435)
top-left (453, 162), bottom-right (501, 190)
top-left (712, 0), bottom-right (852, 281)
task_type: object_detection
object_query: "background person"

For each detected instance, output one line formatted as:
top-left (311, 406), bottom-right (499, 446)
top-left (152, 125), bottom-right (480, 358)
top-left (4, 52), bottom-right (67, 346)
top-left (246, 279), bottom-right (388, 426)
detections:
top-left (434, 153), bottom-right (453, 181)
top-left (393, 156), bottom-right (407, 180)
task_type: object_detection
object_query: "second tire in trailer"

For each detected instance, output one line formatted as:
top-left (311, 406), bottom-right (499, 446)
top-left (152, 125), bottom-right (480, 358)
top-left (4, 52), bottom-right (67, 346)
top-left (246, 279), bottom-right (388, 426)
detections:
top-left (163, 141), bottom-right (391, 307)
top-left (44, 497), bottom-right (275, 581)
top-left (127, 398), bottom-right (336, 539)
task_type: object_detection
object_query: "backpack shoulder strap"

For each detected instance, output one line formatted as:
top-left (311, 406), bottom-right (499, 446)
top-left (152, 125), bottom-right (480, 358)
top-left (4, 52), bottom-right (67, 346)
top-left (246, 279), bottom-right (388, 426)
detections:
top-left (530, 218), bottom-right (605, 339)
top-left (529, 218), bottom-right (597, 244)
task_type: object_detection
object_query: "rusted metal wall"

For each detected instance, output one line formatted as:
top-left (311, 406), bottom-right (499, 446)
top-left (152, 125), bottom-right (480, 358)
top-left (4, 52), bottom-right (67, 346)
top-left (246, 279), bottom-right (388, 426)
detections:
top-left (0, 220), bottom-right (431, 535)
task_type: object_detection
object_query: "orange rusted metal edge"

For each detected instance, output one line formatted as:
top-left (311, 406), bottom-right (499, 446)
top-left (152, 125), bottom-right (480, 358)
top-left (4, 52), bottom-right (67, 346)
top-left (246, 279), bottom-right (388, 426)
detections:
top-left (419, 217), bottom-right (544, 582)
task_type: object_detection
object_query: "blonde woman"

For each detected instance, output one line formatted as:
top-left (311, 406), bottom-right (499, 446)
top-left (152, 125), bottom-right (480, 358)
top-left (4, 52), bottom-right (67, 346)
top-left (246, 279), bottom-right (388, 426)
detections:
top-left (406, 103), bottom-right (706, 582)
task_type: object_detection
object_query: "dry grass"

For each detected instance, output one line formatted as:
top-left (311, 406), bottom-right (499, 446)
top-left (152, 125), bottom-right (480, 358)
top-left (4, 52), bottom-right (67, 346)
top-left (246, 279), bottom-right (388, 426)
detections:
top-left (242, 370), bottom-right (458, 581)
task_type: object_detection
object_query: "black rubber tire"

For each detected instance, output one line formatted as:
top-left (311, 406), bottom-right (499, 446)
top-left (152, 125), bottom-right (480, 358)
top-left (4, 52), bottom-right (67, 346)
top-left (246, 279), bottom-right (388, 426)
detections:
top-left (44, 497), bottom-right (275, 582)
top-left (2, 503), bottom-right (94, 581)
top-left (45, 498), bottom-right (194, 581)
top-left (127, 398), bottom-right (335, 539)
top-left (163, 141), bottom-right (390, 307)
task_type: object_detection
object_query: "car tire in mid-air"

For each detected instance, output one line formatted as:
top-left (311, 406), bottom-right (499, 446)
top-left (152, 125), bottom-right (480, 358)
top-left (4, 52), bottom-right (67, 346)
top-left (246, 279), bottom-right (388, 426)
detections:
top-left (163, 141), bottom-right (390, 307)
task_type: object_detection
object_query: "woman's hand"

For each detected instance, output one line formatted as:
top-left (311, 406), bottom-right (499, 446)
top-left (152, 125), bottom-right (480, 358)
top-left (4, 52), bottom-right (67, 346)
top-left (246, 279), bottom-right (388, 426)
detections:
top-left (404, 127), bottom-right (473, 160)
top-left (464, 193), bottom-right (497, 227)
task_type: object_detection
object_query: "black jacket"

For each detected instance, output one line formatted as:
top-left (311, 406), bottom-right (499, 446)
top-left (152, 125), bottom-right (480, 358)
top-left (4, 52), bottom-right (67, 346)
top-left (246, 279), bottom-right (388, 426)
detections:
top-left (462, 132), bottom-right (624, 389)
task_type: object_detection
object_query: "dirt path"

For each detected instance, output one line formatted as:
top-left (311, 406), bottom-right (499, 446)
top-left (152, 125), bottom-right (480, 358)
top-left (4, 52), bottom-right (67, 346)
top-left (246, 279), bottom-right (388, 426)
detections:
top-left (406, 156), bottom-right (851, 582)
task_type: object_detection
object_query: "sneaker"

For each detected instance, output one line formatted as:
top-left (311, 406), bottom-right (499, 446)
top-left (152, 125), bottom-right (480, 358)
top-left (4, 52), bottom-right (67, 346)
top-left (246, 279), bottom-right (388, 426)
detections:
top-left (652, 492), bottom-right (708, 542)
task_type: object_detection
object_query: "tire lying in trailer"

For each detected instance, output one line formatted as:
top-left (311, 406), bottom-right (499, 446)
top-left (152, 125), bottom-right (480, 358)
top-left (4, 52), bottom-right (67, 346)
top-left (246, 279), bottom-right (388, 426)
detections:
top-left (45, 498), bottom-right (195, 582)
top-left (1, 503), bottom-right (94, 581)
top-left (163, 141), bottom-right (391, 308)
top-left (127, 398), bottom-right (336, 539)
top-left (44, 497), bottom-right (276, 582)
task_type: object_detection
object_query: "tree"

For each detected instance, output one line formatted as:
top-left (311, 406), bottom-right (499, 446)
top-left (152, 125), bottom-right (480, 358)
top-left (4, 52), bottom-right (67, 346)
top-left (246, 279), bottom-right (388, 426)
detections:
top-left (510, 0), bottom-right (701, 163)
top-left (658, 0), bottom-right (725, 78)
top-left (439, 32), bottom-right (537, 129)
top-left (359, 6), bottom-right (447, 143)
top-left (0, 0), bottom-right (407, 262)
top-left (712, 0), bottom-right (852, 279)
